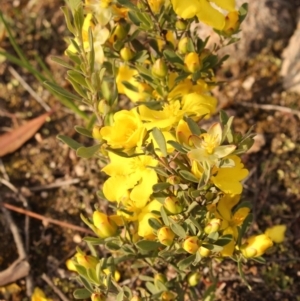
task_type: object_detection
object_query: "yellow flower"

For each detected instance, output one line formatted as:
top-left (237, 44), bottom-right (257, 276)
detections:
top-left (76, 253), bottom-right (99, 269)
top-left (102, 153), bottom-right (158, 207)
top-left (149, 131), bottom-right (175, 156)
top-left (139, 101), bottom-right (182, 130)
top-left (171, 0), bottom-right (236, 30)
top-left (93, 211), bottom-right (118, 238)
top-left (223, 11), bottom-right (240, 35)
top-left (148, 0), bottom-right (164, 13)
top-left (184, 52), bottom-right (201, 73)
top-left (176, 119), bottom-right (192, 146)
top-left (188, 123), bottom-right (236, 166)
top-left (211, 155), bottom-right (249, 195)
top-left (100, 109), bottom-right (147, 151)
top-left (181, 92), bottom-right (217, 120)
top-left (31, 288), bottom-right (52, 301)
top-left (66, 13), bottom-right (93, 53)
top-left (241, 234), bottom-right (273, 258)
top-left (167, 73), bottom-right (193, 100)
top-left (116, 65), bottom-right (152, 102)
top-left (216, 194), bottom-right (249, 240)
top-left (183, 236), bottom-right (200, 254)
top-left (92, 25), bottom-right (110, 65)
top-left (137, 200), bottom-right (162, 239)
top-left (66, 14), bottom-right (109, 65)
top-left (85, 0), bottom-right (113, 25)
top-left (66, 259), bottom-right (77, 272)
top-left (265, 225), bottom-right (287, 244)
top-left (157, 226), bottom-right (176, 246)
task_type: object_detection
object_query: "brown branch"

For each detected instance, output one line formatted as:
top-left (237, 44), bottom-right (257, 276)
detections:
top-left (239, 102), bottom-right (300, 119)
top-left (1, 202), bottom-right (93, 234)
top-left (41, 273), bottom-right (70, 301)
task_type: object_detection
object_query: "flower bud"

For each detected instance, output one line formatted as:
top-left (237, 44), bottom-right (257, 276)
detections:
top-left (92, 125), bottom-right (102, 140)
top-left (183, 236), bottom-right (200, 254)
top-left (164, 196), bottom-right (183, 215)
top-left (154, 273), bottom-right (167, 285)
top-left (93, 211), bottom-right (118, 238)
top-left (187, 271), bottom-right (201, 287)
top-left (223, 11), bottom-right (240, 36)
top-left (198, 246), bottom-right (211, 257)
top-left (148, 0), bottom-right (164, 14)
top-left (152, 58), bottom-right (167, 78)
top-left (98, 99), bottom-right (110, 115)
top-left (204, 218), bottom-right (221, 234)
top-left (110, 23), bottom-right (127, 43)
top-left (175, 20), bottom-right (187, 31)
top-left (177, 37), bottom-right (189, 54)
top-left (166, 175), bottom-right (181, 185)
top-left (240, 234), bottom-right (273, 258)
top-left (161, 291), bottom-right (176, 301)
top-left (184, 52), bottom-right (201, 73)
top-left (120, 47), bottom-right (134, 61)
top-left (76, 253), bottom-right (99, 270)
top-left (157, 227), bottom-right (175, 246)
top-left (130, 296), bottom-right (142, 301)
top-left (91, 292), bottom-right (106, 301)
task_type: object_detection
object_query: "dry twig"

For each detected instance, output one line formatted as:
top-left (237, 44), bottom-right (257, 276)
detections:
top-left (41, 273), bottom-right (70, 301)
top-left (8, 66), bottom-right (51, 112)
top-left (2, 202), bottom-right (93, 234)
top-left (239, 102), bottom-right (300, 119)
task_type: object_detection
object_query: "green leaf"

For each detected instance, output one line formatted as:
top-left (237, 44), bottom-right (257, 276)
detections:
top-left (83, 237), bottom-right (105, 245)
top-left (146, 282), bottom-right (158, 294)
top-left (170, 223), bottom-right (186, 238)
top-left (184, 116), bottom-right (201, 136)
top-left (152, 182), bottom-right (171, 193)
top-left (76, 144), bottom-right (101, 158)
top-left (116, 291), bottom-right (124, 301)
top-left (136, 240), bottom-right (161, 251)
top-left (148, 218), bottom-right (162, 231)
top-left (67, 76), bottom-right (88, 98)
top-left (87, 268), bottom-right (99, 284)
top-left (79, 275), bottom-right (94, 293)
top-left (66, 0), bottom-right (81, 11)
top-left (116, 0), bottom-right (136, 9)
top-left (139, 275), bottom-right (154, 282)
top-left (152, 127), bottom-right (168, 157)
top-left (105, 241), bottom-right (122, 251)
top-left (121, 80), bottom-right (139, 92)
top-left (237, 260), bottom-right (252, 290)
top-left (160, 207), bottom-right (170, 226)
top-left (167, 141), bottom-right (188, 153)
top-left (57, 135), bottom-right (82, 150)
top-left (61, 6), bottom-right (76, 34)
top-left (163, 49), bottom-right (184, 65)
top-left (179, 170), bottom-right (199, 183)
top-left (250, 256), bottom-right (266, 264)
top-left (44, 81), bottom-right (82, 101)
top-left (178, 254), bottom-right (196, 270)
top-left (68, 70), bottom-right (89, 88)
top-left (74, 126), bottom-right (93, 138)
top-left (238, 213), bottom-right (253, 247)
top-left (207, 231), bottom-right (219, 241)
top-left (51, 56), bottom-right (73, 69)
top-left (215, 234), bottom-right (233, 246)
top-left (73, 288), bottom-right (91, 299)
top-left (239, 3), bottom-right (248, 23)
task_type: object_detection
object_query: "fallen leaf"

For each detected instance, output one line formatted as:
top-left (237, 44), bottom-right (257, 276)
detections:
top-left (0, 111), bottom-right (52, 157)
